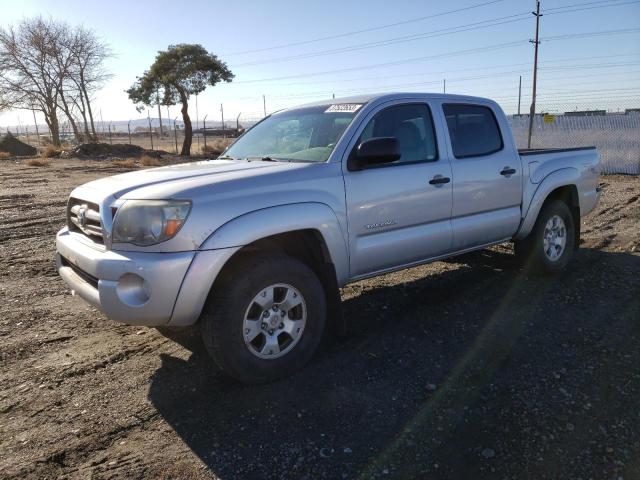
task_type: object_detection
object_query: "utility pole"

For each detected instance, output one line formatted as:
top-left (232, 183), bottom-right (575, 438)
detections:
top-left (518, 75), bottom-right (522, 115)
top-left (443, 79), bottom-right (446, 94)
top-left (156, 90), bottom-right (164, 136)
top-left (263, 95), bottom-right (267, 117)
top-left (527, 0), bottom-right (542, 149)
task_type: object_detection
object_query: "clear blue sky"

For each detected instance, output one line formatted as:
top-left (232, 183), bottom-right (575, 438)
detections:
top-left (1, 0), bottom-right (639, 128)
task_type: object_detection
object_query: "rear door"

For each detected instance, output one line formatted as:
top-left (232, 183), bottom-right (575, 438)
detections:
top-left (343, 101), bottom-right (453, 278)
top-left (442, 103), bottom-right (522, 250)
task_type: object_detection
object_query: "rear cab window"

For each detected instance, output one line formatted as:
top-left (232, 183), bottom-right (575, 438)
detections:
top-left (443, 104), bottom-right (503, 158)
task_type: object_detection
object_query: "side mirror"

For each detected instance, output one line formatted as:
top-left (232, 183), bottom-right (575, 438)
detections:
top-left (350, 137), bottom-right (401, 170)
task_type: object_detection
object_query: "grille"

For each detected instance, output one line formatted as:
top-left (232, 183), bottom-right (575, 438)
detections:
top-left (67, 198), bottom-right (104, 243)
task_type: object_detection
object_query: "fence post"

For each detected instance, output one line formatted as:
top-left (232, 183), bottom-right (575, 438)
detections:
top-left (127, 121), bottom-right (132, 144)
top-left (203, 114), bottom-right (208, 150)
top-left (174, 116), bottom-right (178, 154)
top-left (147, 113), bottom-right (154, 150)
top-left (108, 123), bottom-right (112, 145)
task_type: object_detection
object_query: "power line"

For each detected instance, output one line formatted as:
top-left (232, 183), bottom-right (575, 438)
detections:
top-left (232, 13), bottom-right (532, 68)
top-left (222, 0), bottom-right (506, 56)
top-left (251, 54), bottom-right (640, 87)
top-left (231, 1), bottom-right (640, 68)
top-left (265, 66), bottom-right (640, 101)
top-left (233, 27), bottom-right (640, 85)
top-left (233, 40), bottom-right (528, 84)
top-left (543, 27), bottom-right (640, 42)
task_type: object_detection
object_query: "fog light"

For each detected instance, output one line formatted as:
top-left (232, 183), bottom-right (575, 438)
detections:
top-left (116, 273), bottom-right (150, 307)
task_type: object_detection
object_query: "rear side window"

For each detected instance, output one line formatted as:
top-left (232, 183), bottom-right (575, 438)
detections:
top-left (443, 104), bottom-right (503, 158)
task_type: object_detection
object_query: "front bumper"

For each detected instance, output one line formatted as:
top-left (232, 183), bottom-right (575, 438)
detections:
top-left (56, 227), bottom-right (195, 326)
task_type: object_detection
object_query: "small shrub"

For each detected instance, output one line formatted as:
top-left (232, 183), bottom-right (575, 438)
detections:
top-left (112, 158), bottom-right (137, 168)
top-left (0, 151), bottom-right (11, 159)
top-left (140, 155), bottom-right (161, 166)
top-left (42, 146), bottom-right (61, 158)
top-left (26, 159), bottom-right (50, 167)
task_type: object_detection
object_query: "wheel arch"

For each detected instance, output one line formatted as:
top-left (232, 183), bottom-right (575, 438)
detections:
top-left (515, 168), bottom-right (581, 245)
top-left (173, 203), bottom-right (349, 331)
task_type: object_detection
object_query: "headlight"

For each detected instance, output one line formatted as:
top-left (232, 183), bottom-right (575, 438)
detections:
top-left (112, 200), bottom-right (191, 246)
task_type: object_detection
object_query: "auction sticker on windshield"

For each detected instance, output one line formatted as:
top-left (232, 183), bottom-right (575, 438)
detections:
top-left (325, 104), bottom-right (363, 113)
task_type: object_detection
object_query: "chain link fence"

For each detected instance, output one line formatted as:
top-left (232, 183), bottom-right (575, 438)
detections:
top-left (508, 111), bottom-right (640, 175)
top-left (3, 103), bottom-right (639, 174)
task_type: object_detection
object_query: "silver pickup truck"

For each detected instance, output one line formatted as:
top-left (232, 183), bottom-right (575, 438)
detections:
top-left (56, 93), bottom-right (600, 383)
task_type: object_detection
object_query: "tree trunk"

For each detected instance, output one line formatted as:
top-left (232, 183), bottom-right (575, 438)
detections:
top-left (177, 85), bottom-right (192, 156)
top-left (75, 89), bottom-right (91, 140)
top-left (46, 108), bottom-right (61, 146)
top-left (59, 90), bottom-right (81, 142)
top-left (80, 79), bottom-right (97, 140)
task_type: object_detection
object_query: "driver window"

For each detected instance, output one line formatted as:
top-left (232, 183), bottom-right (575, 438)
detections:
top-left (359, 104), bottom-right (438, 163)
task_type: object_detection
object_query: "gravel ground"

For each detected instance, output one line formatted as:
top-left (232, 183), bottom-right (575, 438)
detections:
top-left (1, 158), bottom-right (639, 479)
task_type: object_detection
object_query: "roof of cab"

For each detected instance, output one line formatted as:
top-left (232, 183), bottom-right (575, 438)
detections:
top-left (289, 92), bottom-right (496, 110)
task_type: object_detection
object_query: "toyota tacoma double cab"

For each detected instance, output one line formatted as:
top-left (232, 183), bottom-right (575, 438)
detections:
top-left (56, 93), bottom-right (601, 383)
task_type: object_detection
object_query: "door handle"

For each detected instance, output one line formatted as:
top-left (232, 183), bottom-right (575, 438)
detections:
top-left (429, 175), bottom-right (451, 185)
top-left (500, 167), bottom-right (516, 176)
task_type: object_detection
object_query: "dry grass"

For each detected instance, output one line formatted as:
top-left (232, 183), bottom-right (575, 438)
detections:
top-left (26, 159), bottom-right (50, 167)
top-left (42, 146), bottom-right (61, 158)
top-left (111, 158), bottom-right (137, 168)
top-left (201, 138), bottom-right (233, 155)
top-left (0, 151), bottom-right (11, 159)
top-left (140, 155), bottom-right (161, 166)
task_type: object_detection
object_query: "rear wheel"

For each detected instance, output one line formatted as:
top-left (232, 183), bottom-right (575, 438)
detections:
top-left (200, 253), bottom-right (326, 384)
top-left (515, 199), bottom-right (575, 274)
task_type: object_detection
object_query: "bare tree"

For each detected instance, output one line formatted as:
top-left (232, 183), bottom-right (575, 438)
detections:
top-left (0, 17), bottom-right (64, 145)
top-left (0, 17), bottom-right (111, 145)
top-left (67, 26), bottom-right (111, 141)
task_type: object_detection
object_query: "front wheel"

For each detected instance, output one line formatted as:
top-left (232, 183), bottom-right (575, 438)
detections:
top-left (200, 253), bottom-right (326, 384)
top-left (514, 199), bottom-right (575, 274)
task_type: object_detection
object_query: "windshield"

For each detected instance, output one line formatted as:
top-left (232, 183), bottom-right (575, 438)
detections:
top-left (223, 104), bottom-right (363, 162)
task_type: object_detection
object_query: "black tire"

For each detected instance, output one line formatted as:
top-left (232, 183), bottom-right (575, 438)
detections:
top-left (200, 253), bottom-right (326, 384)
top-left (514, 199), bottom-right (575, 275)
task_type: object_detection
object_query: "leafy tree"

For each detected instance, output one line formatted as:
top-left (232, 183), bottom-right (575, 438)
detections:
top-left (127, 44), bottom-right (233, 156)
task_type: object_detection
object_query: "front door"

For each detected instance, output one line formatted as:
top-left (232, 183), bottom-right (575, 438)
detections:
top-left (343, 102), bottom-right (453, 278)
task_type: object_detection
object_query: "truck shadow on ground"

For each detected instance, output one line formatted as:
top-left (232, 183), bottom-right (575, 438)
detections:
top-left (148, 248), bottom-right (640, 479)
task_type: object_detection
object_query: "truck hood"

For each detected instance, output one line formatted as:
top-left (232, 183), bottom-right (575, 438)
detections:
top-left (77, 159), bottom-right (286, 199)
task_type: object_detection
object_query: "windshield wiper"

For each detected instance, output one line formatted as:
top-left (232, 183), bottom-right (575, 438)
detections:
top-left (216, 155), bottom-right (236, 160)
top-left (244, 156), bottom-right (283, 162)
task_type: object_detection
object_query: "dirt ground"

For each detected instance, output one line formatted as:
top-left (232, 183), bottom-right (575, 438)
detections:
top-left (1, 157), bottom-right (639, 480)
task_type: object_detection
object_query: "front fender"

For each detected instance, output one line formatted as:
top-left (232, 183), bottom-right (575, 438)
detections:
top-left (200, 202), bottom-right (350, 285)
top-left (514, 167), bottom-right (579, 240)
